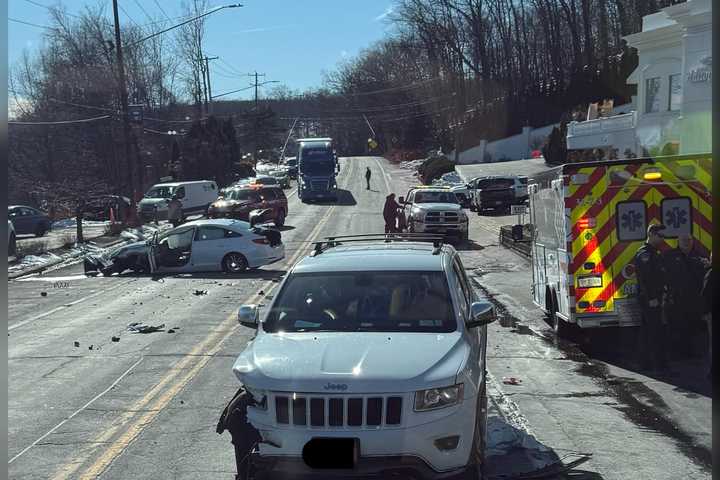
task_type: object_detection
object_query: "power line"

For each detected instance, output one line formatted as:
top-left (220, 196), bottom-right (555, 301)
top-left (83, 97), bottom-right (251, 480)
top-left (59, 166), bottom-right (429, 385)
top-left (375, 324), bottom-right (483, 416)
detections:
top-left (9, 17), bottom-right (56, 30)
top-left (22, 0), bottom-right (82, 18)
top-left (132, 0), bottom-right (156, 24)
top-left (152, 0), bottom-right (173, 22)
top-left (9, 114), bottom-right (112, 125)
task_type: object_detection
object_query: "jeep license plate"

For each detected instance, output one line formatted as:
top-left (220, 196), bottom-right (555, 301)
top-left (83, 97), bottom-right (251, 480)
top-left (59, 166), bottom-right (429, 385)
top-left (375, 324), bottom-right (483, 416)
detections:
top-left (302, 438), bottom-right (358, 469)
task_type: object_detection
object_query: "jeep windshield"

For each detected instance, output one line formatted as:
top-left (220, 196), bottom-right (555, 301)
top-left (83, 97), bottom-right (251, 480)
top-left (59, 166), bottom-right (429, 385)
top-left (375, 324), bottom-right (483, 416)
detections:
top-left (264, 271), bottom-right (455, 333)
top-left (414, 191), bottom-right (459, 204)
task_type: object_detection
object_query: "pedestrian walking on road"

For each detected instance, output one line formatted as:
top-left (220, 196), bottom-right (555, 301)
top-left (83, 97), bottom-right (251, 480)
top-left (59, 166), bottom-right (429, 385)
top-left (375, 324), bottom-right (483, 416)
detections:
top-left (701, 253), bottom-right (713, 379)
top-left (632, 223), bottom-right (669, 373)
top-left (383, 193), bottom-right (400, 234)
top-left (167, 195), bottom-right (183, 228)
top-left (662, 234), bottom-right (707, 359)
top-left (365, 167), bottom-right (372, 190)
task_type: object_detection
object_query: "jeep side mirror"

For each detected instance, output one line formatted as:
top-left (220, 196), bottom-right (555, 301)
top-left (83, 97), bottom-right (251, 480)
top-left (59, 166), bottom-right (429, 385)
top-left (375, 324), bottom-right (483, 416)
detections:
top-left (238, 304), bottom-right (259, 328)
top-left (466, 301), bottom-right (495, 328)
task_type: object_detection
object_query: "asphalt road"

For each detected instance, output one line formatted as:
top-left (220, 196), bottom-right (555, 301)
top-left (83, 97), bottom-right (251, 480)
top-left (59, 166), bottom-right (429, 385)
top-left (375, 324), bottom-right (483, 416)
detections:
top-left (8, 156), bottom-right (711, 480)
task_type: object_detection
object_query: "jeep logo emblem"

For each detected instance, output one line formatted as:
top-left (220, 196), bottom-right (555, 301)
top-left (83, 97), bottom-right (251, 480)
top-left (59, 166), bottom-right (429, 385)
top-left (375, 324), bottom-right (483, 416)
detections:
top-left (323, 383), bottom-right (348, 391)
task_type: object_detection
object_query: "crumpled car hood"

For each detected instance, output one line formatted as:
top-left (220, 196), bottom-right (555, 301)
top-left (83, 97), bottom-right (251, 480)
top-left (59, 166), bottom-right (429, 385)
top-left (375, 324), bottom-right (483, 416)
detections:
top-left (233, 331), bottom-right (468, 393)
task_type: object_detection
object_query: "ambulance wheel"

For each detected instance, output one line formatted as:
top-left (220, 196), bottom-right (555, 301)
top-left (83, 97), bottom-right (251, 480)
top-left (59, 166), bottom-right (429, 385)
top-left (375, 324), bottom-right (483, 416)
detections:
top-left (549, 291), bottom-right (570, 337)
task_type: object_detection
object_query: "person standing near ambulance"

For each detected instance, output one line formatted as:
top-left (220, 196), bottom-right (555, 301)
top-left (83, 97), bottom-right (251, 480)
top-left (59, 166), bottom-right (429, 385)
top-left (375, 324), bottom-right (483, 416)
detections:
top-left (633, 223), bottom-right (669, 372)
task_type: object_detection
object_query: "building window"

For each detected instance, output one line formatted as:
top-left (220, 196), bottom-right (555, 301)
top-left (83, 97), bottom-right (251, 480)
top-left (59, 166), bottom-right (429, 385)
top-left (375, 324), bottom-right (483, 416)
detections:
top-left (645, 77), bottom-right (661, 113)
top-left (668, 74), bottom-right (682, 111)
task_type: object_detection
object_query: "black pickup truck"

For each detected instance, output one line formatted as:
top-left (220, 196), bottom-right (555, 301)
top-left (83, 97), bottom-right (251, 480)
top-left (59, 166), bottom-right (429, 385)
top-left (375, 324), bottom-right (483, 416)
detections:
top-left (470, 177), bottom-right (518, 213)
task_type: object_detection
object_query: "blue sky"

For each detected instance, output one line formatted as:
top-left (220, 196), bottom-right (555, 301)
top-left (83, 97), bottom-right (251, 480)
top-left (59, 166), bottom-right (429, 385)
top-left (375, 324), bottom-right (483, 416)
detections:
top-left (9, 0), bottom-right (396, 101)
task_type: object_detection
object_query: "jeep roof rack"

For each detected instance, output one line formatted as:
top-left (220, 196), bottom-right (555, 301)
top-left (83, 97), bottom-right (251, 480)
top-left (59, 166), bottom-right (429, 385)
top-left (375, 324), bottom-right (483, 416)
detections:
top-left (310, 233), bottom-right (445, 257)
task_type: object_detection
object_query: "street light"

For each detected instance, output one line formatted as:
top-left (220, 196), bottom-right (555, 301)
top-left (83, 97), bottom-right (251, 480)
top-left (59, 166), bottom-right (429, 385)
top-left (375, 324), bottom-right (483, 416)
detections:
top-left (128, 4), bottom-right (243, 47)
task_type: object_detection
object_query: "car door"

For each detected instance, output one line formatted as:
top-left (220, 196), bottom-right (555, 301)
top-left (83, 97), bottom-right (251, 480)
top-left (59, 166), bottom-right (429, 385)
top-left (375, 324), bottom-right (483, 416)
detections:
top-left (8, 208), bottom-right (25, 234)
top-left (452, 256), bottom-right (484, 390)
top-left (14, 208), bottom-right (35, 234)
top-left (259, 188), bottom-right (277, 216)
top-left (152, 226), bottom-right (195, 272)
top-left (192, 225), bottom-right (230, 270)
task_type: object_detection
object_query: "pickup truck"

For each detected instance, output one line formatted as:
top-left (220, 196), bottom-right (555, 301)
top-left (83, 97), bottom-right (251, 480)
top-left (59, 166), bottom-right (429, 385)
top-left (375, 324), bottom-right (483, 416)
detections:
top-left (469, 176), bottom-right (524, 213)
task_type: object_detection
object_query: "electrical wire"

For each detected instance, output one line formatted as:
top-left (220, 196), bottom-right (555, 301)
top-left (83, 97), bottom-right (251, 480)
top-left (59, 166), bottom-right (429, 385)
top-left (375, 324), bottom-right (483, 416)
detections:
top-left (9, 17), bottom-right (57, 30)
top-left (9, 115), bottom-right (112, 125)
top-left (22, 0), bottom-right (82, 18)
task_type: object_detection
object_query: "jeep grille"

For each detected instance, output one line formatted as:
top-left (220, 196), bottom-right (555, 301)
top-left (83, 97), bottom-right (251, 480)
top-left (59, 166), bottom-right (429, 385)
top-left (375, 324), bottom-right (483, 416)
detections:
top-left (273, 394), bottom-right (403, 428)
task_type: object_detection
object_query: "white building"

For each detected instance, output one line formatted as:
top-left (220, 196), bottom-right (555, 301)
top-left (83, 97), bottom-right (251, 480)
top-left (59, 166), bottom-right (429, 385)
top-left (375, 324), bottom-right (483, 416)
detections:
top-left (566, 0), bottom-right (712, 157)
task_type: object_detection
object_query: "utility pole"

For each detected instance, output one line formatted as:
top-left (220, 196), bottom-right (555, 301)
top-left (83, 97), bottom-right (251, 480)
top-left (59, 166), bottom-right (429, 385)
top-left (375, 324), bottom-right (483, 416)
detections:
top-left (204, 56), bottom-right (219, 114)
top-left (248, 71), bottom-right (265, 162)
top-left (112, 0), bottom-right (136, 209)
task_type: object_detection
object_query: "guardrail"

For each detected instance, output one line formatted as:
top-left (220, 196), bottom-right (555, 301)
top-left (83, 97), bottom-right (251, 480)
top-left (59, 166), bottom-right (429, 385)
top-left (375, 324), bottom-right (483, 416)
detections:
top-left (498, 224), bottom-right (532, 258)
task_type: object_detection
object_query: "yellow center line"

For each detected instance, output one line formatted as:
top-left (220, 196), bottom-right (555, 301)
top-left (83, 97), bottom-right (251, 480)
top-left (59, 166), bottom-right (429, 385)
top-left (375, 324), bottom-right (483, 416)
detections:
top-left (50, 169), bottom-right (347, 480)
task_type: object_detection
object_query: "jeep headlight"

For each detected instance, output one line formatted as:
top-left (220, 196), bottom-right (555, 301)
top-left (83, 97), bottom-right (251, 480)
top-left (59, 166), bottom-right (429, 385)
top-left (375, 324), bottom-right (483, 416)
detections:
top-left (245, 386), bottom-right (268, 410)
top-left (414, 384), bottom-right (464, 411)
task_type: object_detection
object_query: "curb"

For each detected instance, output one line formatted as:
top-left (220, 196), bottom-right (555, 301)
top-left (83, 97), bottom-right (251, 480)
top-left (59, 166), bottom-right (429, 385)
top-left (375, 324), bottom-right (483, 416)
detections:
top-left (8, 236), bottom-right (130, 280)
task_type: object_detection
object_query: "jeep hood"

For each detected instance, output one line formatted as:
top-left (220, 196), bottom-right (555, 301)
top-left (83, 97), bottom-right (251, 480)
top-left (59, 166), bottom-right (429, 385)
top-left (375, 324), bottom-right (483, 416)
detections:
top-left (413, 203), bottom-right (462, 212)
top-left (233, 331), bottom-right (469, 393)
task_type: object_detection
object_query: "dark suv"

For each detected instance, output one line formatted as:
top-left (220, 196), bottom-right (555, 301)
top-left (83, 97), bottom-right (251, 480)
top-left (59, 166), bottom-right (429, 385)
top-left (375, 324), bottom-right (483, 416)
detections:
top-left (469, 177), bottom-right (518, 213)
top-left (207, 185), bottom-right (288, 227)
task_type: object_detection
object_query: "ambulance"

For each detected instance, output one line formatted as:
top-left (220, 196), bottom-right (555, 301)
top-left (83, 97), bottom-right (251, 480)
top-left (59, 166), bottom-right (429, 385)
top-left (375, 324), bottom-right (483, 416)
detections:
top-left (528, 153), bottom-right (712, 335)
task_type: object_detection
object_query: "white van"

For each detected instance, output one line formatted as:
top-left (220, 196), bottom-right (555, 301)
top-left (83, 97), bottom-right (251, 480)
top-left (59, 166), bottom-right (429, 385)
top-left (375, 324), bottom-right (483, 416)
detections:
top-left (138, 180), bottom-right (218, 221)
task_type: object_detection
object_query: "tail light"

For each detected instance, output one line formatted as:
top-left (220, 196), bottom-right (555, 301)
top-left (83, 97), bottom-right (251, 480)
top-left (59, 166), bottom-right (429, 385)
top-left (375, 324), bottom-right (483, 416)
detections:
top-left (577, 217), bottom-right (596, 229)
top-left (252, 238), bottom-right (270, 245)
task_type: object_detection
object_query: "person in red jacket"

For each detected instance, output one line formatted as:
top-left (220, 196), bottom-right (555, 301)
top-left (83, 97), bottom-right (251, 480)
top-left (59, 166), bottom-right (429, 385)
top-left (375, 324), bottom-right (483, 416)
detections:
top-left (383, 193), bottom-right (400, 234)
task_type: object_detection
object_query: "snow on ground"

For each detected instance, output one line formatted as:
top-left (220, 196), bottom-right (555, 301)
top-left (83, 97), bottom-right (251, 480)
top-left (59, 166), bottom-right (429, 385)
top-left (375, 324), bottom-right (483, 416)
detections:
top-left (51, 219), bottom-right (110, 230)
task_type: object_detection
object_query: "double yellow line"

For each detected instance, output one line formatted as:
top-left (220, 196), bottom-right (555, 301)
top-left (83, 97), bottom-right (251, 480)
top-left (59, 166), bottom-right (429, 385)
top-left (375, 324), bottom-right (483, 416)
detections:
top-left (51, 165), bottom-right (349, 480)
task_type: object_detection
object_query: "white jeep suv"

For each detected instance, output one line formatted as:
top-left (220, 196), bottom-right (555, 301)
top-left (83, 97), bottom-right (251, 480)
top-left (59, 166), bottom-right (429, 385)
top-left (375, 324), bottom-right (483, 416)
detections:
top-left (230, 235), bottom-right (495, 479)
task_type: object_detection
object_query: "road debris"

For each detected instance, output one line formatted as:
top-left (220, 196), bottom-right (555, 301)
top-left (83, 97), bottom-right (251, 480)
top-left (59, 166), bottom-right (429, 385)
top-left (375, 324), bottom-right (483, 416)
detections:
top-left (40, 292), bottom-right (48, 297)
top-left (127, 322), bottom-right (165, 334)
top-left (167, 329), bottom-right (176, 333)
top-left (111, 336), bottom-right (120, 342)
top-left (73, 341), bottom-right (80, 347)
top-left (503, 377), bottom-right (522, 385)
top-left (193, 290), bottom-right (208, 296)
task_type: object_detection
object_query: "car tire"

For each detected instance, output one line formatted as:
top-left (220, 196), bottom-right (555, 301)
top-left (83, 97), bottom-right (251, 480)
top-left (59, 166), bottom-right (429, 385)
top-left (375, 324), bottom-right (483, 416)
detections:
top-left (222, 252), bottom-right (248, 273)
top-left (275, 210), bottom-right (285, 228)
top-left (465, 387), bottom-right (488, 478)
top-left (35, 225), bottom-right (47, 237)
top-left (8, 233), bottom-right (16, 257)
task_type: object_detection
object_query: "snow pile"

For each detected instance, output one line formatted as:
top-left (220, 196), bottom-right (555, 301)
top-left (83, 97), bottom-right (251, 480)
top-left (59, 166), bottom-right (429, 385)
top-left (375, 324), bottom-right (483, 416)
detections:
top-left (399, 158), bottom-right (426, 171)
top-left (52, 219), bottom-right (110, 230)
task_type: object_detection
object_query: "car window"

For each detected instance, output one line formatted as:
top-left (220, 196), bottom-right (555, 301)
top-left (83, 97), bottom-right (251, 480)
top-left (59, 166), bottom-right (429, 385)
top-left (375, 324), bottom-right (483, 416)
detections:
top-left (227, 189), bottom-right (260, 202)
top-left (414, 191), bottom-right (458, 204)
top-left (175, 186), bottom-right (186, 199)
top-left (21, 208), bottom-right (36, 216)
top-left (453, 257), bottom-right (472, 306)
top-left (163, 228), bottom-right (194, 250)
top-left (264, 271), bottom-right (456, 333)
top-left (261, 188), bottom-right (278, 200)
top-left (195, 226), bottom-right (226, 241)
top-left (224, 229), bottom-right (242, 238)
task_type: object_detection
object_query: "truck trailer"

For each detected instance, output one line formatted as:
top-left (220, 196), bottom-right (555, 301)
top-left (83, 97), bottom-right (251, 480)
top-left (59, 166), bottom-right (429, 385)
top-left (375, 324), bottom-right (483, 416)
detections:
top-left (529, 153), bottom-right (712, 335)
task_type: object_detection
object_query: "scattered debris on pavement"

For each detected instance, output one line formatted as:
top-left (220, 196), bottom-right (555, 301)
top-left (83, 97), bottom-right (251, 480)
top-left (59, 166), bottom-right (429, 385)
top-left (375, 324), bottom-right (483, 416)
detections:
top-left (111, 336), bottom-right (120, 342)
top-left (503, 377), bottom-right (522, 385)
top-left (127, 322), bottom-right (165, 334)
top-left (40, 292), bottom-right (47, 297)
top-left (193, 290), bottom-right (208, 296)
top-left (73, 341), bottom-right (80, 347)
top-left (167, 329), bottom-right (176, 333)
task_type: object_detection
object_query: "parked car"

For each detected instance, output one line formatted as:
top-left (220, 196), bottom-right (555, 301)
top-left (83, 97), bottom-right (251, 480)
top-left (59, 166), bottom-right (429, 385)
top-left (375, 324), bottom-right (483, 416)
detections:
top-left (137, 180), bottom-right (218, 222)
top-left (267, 168), bottom-right (291, 189)
top-left (400, 186), bottom-right (469, 242)
top-left (83, 218), bottom-right (284, 276)
top-left (284, 156), bottom-right (298, 179)
top-left (235, 176), bottom-right (280, 187)
top-left (8, 220), bottom-right (16, 256)
top-left (83, 195), bottom-right (132, 222)
top-left (208, 184), bottom-right (288, 227)
top-left (469, 176), bottom-right (526, 213)
top-left (8, 205), bottom-right (52, 237)
top-left (225, 235), bottom-right (495, 479)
